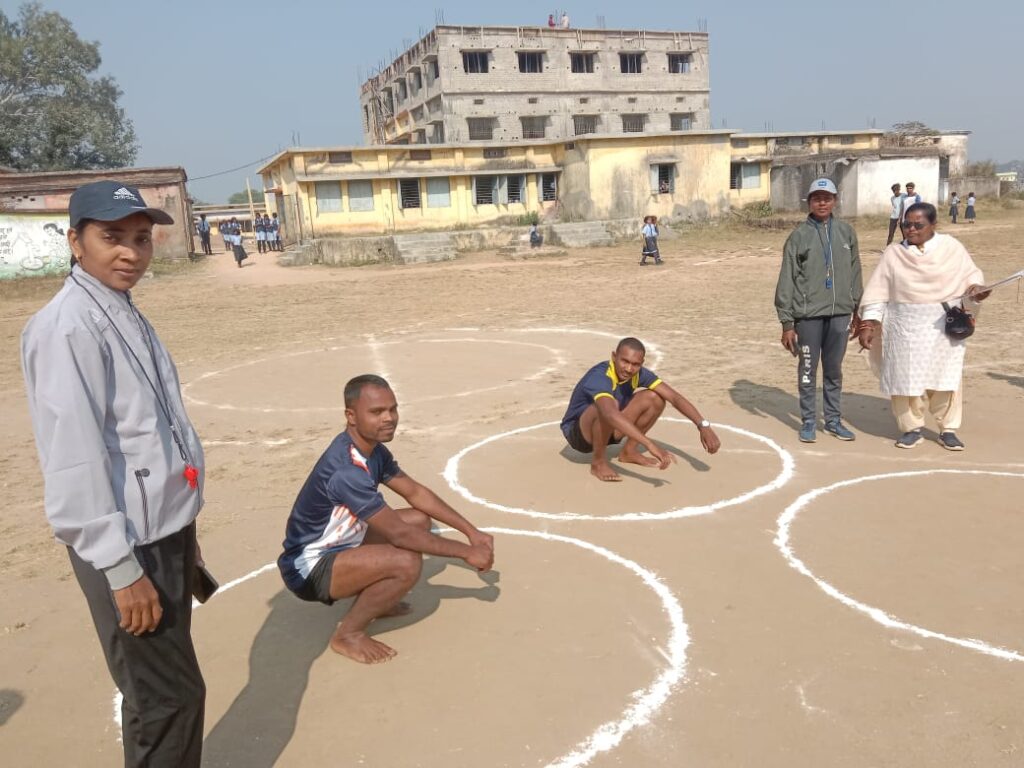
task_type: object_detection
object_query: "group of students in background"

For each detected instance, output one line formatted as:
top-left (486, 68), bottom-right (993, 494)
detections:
top-left (887, 182), bottom-right (976, 245)
top-left (195, 214), bottom-right (283, 253)
top-left (194, 213), bottom-right (283, 266)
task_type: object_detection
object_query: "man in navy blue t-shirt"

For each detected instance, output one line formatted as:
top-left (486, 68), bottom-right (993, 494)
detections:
top-left (279, 374), bottom-right (494, 664)
top-left (561, 337), bottom-right (721, 482)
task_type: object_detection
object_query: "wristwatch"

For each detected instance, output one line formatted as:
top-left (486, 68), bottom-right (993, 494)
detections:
top-left (698, 419), bottom-right (711, 429)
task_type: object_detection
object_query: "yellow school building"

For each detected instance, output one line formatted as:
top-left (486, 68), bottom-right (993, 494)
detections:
top-left (257, 128), bottom-right (894, 242)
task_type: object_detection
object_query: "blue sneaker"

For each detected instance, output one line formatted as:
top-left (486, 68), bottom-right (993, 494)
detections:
top-left (824, 420), bottom-right (856, 441)
top-left (799, 422), bottom-right (817, 443)
top-left (895, 430), bottom-right (923, 449)
top-left (937, 431), bottom-right (965, 451)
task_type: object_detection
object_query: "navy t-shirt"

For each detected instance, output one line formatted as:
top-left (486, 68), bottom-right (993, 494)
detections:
top-left (278, 431), bottom-right (401, 590)
top-left (560, 359), bottom-right (662, 436)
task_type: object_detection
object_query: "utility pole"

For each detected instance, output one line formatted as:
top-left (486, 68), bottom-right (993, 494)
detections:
top-left (245, 176), bottom-right (256, 233)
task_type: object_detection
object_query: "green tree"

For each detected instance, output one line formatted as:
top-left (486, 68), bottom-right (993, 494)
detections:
top-left (227, 191), bottom-right (252, 205)
top-left (0, 3), bottom-right (138, 170)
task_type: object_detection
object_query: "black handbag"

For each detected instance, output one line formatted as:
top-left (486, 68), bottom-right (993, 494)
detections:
top-left (942, 301), bottom-right (975, 339)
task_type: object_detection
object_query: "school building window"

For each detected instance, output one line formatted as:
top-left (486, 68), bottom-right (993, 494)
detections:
top-left (328, 151), bottom-right (353, 163)
top-left (398, 179), bottom-right (421, 209)
top-left (426, 177), bottom-right (451, 208)
top-left (622, 114), bottom-right (646, 133)
top-left (540, 173), bottom-right (558, 201)
top-left (348, 180), bottom-right (374, 211)
top-left (396, 80), bottom-right (407, 102)
top-left (506, 175), bottom-right (525, 204)
top-left (410, 70), bottom-right (422, 93)
top-left (573, 114), bottom-right (598, 135)
top-left (467, 118), bottom-right (495, 141)
top-left (521, 116), bottom-right (547, 139)
top-left (670, 113), bottom-right (693, 131)
top-left (474, 176), bottom-right (497, 205)
top-left (430, 59), bottom-right (440, 79)
top-left (650, 164), bottom-right (675, 194)
top-left (462, 51), bottom-right (490, 73)
top-left (667, 53), bottom-right (692, 73)
top-left (732, 138), bottom-right (750, 148)
top-left (730, 163), bottom-right (761, 190)
top-left (570, 52), bottom-right (595, 73)
top-left (619, 52), bottom-right (643, 74)
top-left (314, 181), bottom-right (342, 213)
top-left (839, 135), bottom-right (856, 145)
top-left (409, 149), bottom-right (432, 160)
top-left (517, 52), bottom-right (544, 73)
top-left (474, 175), bottom-right (527, 206)
top-left (430, 124), bottom-right (445, 143)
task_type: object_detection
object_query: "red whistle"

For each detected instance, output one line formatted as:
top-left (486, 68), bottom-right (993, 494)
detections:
top-left (183, 464), bottom-right (199, 489)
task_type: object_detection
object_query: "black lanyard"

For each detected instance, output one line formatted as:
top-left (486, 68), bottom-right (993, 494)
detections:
top-left (70, 274), bottom-right (193, 468)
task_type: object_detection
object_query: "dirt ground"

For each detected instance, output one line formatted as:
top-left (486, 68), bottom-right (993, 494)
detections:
top-left (1, 205), bottom-right (1023, 767)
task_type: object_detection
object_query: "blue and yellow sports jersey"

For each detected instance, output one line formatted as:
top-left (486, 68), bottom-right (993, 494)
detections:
top-left (560, 359), bottom-right (662, 436)
top-left (278, 431), bottom-right (401, 591)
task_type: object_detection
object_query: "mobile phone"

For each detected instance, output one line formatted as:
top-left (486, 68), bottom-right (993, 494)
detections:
top-left (192, 563), bottom-right (219, 603)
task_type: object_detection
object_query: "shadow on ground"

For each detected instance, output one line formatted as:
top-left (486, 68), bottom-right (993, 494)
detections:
top-left (988, 371), bottom-right (1024, 391)
top-left (202, 558), bottom-right (499, 768)
top-left (729, 379), bottom-right (895, 439)
top-left (0, 689), bottom-right (24, 727)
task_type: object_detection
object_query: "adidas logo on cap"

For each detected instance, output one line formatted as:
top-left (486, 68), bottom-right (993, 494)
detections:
top-left (113, 186), bottom-right (139, 201)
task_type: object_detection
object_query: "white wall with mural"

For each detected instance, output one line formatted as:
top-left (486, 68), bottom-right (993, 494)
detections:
top-left (0, 214), bottom-right (74, 280)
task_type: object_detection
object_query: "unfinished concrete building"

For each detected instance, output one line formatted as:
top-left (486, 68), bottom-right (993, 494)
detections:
top-left (359, 25), bottom-right (710, 145)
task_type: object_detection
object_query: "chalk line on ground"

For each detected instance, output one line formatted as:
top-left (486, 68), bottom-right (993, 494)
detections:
top-left (774, 469), bottom-right (1024, 663)
top-left (113, 530), bottom-right (688, 768)
top-left (443, 419), bottom-right (795, 522)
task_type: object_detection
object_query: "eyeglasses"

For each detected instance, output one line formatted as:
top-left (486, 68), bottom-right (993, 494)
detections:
top-left (903, 221), bottom-right (929, 230)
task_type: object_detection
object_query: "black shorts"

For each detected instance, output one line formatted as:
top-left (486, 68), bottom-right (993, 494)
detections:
top-left (291, 550), bottom-right (339, 605)
top-left (564, 419), bottom-right (618, 453)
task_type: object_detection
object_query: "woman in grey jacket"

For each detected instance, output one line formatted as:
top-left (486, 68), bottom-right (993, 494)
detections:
top-left (21, 181), bottom-right (207, 767)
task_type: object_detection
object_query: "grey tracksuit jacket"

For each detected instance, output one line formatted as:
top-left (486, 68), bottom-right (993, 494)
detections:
top-left (774, 215), bottom-right (863, 330)
top-left (21, 267), bottom-right (204, 590)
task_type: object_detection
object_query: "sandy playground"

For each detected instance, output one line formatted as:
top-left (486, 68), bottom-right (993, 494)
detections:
top-left (1, 206), bottom-right (1023, 767)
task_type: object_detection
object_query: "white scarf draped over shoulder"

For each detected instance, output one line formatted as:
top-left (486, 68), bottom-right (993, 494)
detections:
top-left (860, 233), bottom-right (984, 394)
top-left (861, 233), bottom-right (983, 306)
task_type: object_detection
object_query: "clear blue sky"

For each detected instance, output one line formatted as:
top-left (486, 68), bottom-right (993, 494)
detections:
top-left (5, 0), bottom-right (1020, 202)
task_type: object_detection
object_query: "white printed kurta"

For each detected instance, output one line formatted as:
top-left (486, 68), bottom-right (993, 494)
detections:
top-left (872, 303), bottom-right (966, 395)
top-left (860, 233), bottom-right (983, 398)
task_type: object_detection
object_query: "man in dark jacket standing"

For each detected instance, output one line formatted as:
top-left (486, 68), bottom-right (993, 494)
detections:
top-left (774, 178), bottom-right (863, 443)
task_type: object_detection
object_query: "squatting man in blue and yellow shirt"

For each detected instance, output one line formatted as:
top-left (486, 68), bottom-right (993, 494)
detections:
top-left (560, 337), bottom-right (721, 482)
top-left (279, 374), bottom-right (494, 664)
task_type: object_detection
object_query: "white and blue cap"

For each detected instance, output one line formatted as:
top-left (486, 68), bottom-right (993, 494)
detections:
top-left (69, 180), bottom-right (175, 229)
top-left (807, 177), bottom-right (838, 196)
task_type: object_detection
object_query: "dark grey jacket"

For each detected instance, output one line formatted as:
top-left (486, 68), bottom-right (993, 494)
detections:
top-left (775, 215), bottom-right (863, 330)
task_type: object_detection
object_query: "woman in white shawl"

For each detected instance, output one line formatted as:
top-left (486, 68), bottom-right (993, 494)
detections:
top-left (856, 202), bottom-right (990, 450)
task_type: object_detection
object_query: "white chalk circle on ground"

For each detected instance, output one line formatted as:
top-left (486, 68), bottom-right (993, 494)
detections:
top-left (181, 337), bottom-right (565, 413)
top-left (443, 419), bottom-right (795, 522)
top-left (113, 528), bottom-right (688, 768)
top-left (774, 469), bottom-right (1024, 663)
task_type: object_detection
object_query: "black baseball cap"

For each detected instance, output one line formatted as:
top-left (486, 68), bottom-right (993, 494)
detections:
top-left (69, 180), bottom-right (175, 229)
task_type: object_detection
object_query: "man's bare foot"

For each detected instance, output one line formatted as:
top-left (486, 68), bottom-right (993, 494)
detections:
top-left (380, 600), bottom-right (413, 618)
top-left (618, 449), bottom-right (658, 467)
top-left (330, 626), bottom-right (397, 664)
top-left (590, 460), bottom-right (622, 482)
